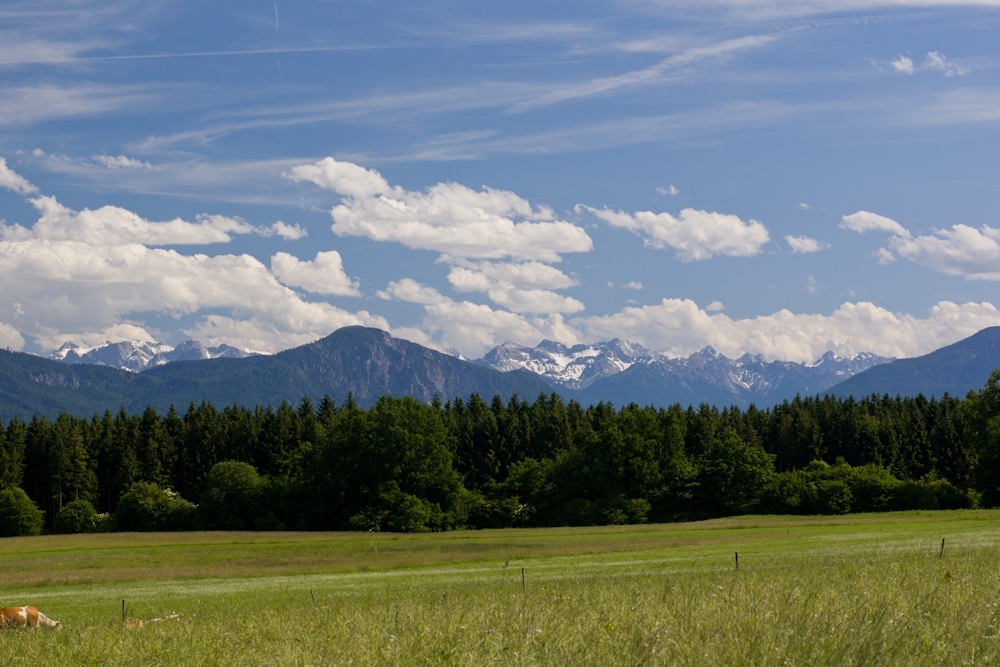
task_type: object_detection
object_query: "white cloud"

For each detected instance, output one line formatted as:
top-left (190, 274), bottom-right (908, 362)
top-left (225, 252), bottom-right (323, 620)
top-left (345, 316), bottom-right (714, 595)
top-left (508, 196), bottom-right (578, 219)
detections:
top-left (891, 56), bottom-right (914, 74)
top-left (0, 157), bottom-right (38, 195)
top-left (573, 298), bottom-right (1000, 364)
top-left (657, 185), bottom-right (680, 196)
top-left (806, 275), bottom-right (818, 294)
top-left (925, 51), bottom-right (969, 77)
top-left (270, 250), bottom-right (361, 296)
top-left (270, 221), bottom-right (308, 240)
top-left (446, 263), bottom-right (583, 314)
top-left (843, 210), bottom-right (1000, 280)
top-left (874, 247), bottom-right (896, 264)
top-left (0, 321), bottom-right (25, 350)
top-left (623, 281), bottom-right (644, 290)
top-left (581, 205), bottom-right (770, 261)
top-left (798, 203), bottom-right (811, 210)
top-left (705, 300), bottom-right (725, 312)
top-left (378, 278), bottom-right (579, 356)
top-left (290, 158), bottom-right (593, 263)
top-left (0, 196), bottom-right (263, 246)
top-left (446, 260), bottom-right (578, 290)
top-left (0, 164), bottom-right (386, 352)
top-left (92, 155), bottom-right (153, 170)
top-left (840, 210), bottom-right (910, 237)
top-left (785, 235), bottom-right (830, 253)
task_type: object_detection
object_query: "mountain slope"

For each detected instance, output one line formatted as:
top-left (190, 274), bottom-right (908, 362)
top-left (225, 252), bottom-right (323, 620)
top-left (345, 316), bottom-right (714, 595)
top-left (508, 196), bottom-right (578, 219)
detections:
top-left (830, 327), bottom-right (1000, 399)
top-left (0, 327), bottom-right (553, 419)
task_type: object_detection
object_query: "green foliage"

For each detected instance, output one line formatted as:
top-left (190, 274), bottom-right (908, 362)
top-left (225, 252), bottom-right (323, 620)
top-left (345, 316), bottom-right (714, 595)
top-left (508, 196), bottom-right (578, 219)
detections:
top-left (115, 482), bottom-right (196, 532)
top-left (198, 461), bottom-right (265, 531)
top-left (0, 486), bottom-right (43, 536)
top-left (2, 372), bottom-right (999, 532)
top-left (695, 427), bottom-right (775, 517)
top-left (55, 499), bottom-right (99, 534)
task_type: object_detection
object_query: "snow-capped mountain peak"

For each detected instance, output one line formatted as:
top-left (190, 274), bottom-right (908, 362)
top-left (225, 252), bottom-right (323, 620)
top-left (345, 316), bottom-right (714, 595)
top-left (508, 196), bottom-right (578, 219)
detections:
top-left (49, 339), bottom-right (263, 372)
top-left (476, 339), bottom-right (895, 405)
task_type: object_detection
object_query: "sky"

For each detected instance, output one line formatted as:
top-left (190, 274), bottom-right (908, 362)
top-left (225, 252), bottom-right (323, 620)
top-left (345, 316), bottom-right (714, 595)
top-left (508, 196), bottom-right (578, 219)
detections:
top-left (1, 0), bottom-right (999, 363)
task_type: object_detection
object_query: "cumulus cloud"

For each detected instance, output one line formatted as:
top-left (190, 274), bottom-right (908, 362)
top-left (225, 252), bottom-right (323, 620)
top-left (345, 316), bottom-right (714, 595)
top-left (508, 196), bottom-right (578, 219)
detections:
top-left (580, 205), bottom-right (770, 261)
top-left (842, 210), bottom-right (1000, 280)
top-left (891, 56), bottom-right (914, 74)
top-left (0, 157), bottom-right (38, 195)
top-left (573, 299), bottom-right (1000, 364)
top-left (445, 261), bottom-right (583, 314)
top-left (270, 221), bottom-right (307, 240)
top-left (382, 273), bottom-right (1000, 363)
top-left (378, 278), bottom-right (579, 356)
top-left (290, 157), bottom-right (591, 314)
top-left (0, 161), bottom-right (385, 352)
top-left (0, 320), bottom-right (25, 350)
top-left (289, 157), bottom-right (593, 263)
top-left (785, 235), bottom-right (830, 253)
top-left (840, 210), bottom-right (910, 237)
top-left (92, 155), bottom-right (152, 169)
top-left (874, 248), bottom-right (896, 264)
top-left (270, 250), bottom-right (361, 296)
top-left (0, 196), bottom-right (265, 246)
top-left (623, 281), bottom-right (644, 290)
top-left (657, 185), bottom-right (680, 196)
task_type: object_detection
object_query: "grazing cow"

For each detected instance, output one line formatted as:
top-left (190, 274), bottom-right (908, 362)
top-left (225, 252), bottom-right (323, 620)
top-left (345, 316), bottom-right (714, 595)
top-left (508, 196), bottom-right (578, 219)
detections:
top-left (0, 606), bottom-right (62, 629)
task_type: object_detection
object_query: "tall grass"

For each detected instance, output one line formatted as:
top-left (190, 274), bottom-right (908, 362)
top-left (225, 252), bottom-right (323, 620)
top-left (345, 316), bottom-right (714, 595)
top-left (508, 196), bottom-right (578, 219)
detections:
top-left (3, 512), bottom-right (1000, 665)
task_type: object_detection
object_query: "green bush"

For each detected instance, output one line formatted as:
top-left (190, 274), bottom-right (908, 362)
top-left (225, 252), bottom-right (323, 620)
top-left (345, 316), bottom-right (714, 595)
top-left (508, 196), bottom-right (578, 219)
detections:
top-left (0, 487), bottom-right (44, 537)
top-left (199, 461), bottom-right (265, 530)
top-left (55, 499), bottom-right (99, 534)
top-left (115, 482), bottom-right (196, 532)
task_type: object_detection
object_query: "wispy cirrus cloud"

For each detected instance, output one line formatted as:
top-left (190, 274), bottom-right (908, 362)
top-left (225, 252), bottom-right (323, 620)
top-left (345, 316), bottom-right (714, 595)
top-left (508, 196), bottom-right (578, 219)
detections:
top-left (509, 35), bottom-right (777, 112)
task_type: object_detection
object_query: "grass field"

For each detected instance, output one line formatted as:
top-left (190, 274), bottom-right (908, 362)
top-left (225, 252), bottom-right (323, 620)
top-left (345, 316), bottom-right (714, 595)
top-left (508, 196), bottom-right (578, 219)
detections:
top-left (2, 511), bottom-right (1000, 665)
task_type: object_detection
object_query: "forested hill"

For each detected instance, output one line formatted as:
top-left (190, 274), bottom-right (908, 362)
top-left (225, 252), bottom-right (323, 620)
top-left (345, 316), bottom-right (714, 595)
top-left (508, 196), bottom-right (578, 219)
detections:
top-left (5, 374), bottom-right (1000, 535)
top-left (0, 327), bottom-right (552, 419)
top-left (831, 326), bottom-right (1000, 399)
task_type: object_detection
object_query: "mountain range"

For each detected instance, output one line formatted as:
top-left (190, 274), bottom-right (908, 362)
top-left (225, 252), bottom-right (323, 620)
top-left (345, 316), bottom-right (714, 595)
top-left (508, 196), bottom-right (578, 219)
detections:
top-left (1, 325), bottom-right (998, 420)
top-left (476, 339), bottom-right (892, 408)
top-left (50, 339), bottom-right (261, 372)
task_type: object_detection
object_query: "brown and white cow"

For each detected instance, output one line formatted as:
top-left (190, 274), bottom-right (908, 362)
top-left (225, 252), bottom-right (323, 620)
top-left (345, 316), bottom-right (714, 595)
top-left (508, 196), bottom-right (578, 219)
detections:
top-left (0, 606), bottom-right (62, 629)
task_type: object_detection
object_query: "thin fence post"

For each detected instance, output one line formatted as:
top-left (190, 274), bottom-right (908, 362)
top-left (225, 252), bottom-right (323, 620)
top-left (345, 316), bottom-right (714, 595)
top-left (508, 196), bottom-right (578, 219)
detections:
top-left (940, 538), bottom-right (945, 558)
top-left (311, 590), bottom-right (316, 604)
top-left (121, 599), bottom-right (126, 624)
top-left (522, 568), bottom-right (525, 592)
top-left (735, 551), bottom-right (739, 571)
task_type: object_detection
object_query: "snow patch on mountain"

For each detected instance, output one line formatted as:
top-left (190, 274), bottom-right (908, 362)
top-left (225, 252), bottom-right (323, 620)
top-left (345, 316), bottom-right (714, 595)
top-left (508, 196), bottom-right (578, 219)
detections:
top-left (476, 338), bottom-right (665, 389)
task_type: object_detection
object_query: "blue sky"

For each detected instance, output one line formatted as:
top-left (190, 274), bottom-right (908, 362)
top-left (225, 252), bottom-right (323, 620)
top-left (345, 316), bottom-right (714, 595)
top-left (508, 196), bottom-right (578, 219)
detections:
top-left (1, 0), bottom-right (999, 361)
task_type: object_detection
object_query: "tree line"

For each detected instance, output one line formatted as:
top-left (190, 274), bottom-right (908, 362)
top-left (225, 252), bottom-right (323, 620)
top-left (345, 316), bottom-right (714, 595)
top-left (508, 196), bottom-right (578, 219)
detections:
top-left (3, 370), bottom-right (1000, 535)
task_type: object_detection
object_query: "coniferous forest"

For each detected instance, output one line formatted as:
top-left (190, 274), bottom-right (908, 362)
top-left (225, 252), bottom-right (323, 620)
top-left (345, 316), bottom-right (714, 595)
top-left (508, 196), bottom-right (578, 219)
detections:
top-left (3, 370), bottom-right (1000, 535)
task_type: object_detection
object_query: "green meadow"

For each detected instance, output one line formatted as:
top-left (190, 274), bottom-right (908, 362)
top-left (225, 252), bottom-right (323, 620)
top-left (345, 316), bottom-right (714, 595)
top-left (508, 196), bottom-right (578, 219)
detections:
top-left (2, 511), bottom-right (1000, 665)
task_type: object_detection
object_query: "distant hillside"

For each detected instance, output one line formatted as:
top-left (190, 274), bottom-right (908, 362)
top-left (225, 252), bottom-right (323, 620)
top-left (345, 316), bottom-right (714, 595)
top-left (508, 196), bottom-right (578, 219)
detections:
top-left (830, 327), bottom-right (1000, 399)
top-left (0, 327), bottom-right (552, 419)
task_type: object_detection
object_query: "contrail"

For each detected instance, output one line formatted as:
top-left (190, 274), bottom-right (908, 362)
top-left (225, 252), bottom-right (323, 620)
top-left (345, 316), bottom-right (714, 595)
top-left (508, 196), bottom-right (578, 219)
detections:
top-left (274, 0), bottom-right (279, 30)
